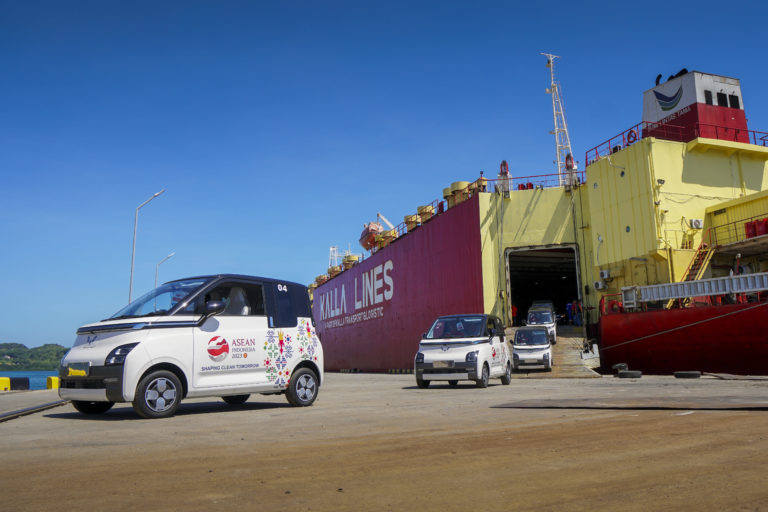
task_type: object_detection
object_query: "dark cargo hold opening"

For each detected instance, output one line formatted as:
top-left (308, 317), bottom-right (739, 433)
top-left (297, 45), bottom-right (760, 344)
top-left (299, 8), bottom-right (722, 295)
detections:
top-left (506, 247), bottom-right (580, 325)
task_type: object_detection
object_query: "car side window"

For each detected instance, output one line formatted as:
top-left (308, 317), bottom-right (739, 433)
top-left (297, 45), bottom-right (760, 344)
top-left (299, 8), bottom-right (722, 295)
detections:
top-left (189, 282), bottom-right (266, 316)
top-left (272, 283), bottom-right (297, 327)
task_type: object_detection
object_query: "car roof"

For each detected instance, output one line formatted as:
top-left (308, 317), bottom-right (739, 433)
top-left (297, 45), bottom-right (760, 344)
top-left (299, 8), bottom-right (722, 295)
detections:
top-left (165, 274), bottom-right (307, 289)
top-left (515, 325), bottom-right (549, 331)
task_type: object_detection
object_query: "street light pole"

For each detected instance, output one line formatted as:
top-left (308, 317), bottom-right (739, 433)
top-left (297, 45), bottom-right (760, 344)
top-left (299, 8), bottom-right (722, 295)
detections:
top-left (155, 252), bottom-right (176, 289)
top-left (129, 189), bottom-right (166, 303)
top-left (154, 251), bottom-right (176, 311)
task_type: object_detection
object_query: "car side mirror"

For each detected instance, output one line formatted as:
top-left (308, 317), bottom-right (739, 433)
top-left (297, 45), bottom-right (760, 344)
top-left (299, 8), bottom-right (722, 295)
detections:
top-left (422, 332), bottom-right (427, 339)
top-left (200, 300), bottom-right (226, 323)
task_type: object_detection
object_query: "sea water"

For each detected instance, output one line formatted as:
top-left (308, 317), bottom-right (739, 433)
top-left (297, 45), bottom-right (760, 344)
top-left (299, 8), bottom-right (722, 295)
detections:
top-left (0, 370), bottom-right (58, 390)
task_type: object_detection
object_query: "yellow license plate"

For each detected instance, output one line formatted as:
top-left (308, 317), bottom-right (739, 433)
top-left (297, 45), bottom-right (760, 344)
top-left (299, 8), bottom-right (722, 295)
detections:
top-left (67, 363), bottom-right (90, 377)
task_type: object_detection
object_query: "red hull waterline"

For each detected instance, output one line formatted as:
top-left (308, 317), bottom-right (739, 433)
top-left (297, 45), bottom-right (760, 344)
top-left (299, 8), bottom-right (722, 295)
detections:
top-left (599, 301), bottom-right (768, 375)
top-left (313, 195), bottom-right (484, 372)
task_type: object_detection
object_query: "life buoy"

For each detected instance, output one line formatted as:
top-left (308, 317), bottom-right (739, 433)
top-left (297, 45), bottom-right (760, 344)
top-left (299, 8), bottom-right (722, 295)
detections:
top-left (627, 130), bottom-right (638, 144)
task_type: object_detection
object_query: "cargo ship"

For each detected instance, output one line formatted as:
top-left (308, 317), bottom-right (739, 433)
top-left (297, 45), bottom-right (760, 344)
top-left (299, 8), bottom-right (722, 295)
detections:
top-left (310, 65), bottom-right (768, 375)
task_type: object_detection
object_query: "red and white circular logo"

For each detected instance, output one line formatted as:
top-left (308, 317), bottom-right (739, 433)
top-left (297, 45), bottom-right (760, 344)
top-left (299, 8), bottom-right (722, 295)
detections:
top-left (207, 336), bottom-right (229, 362)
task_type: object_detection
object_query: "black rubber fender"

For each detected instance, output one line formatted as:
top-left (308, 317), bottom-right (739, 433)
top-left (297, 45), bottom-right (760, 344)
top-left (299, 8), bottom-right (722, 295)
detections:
top-left (674, 371), bottom-right (702, 379)
top-left (617, 370), bottom-right (642, 379)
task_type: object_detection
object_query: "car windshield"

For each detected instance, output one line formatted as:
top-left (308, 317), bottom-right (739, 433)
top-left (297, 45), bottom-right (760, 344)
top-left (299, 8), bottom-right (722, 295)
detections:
top-left (528, 311), bottom-right (553, 324)
top-left (425, 315), bottom-right (486, 339)
top-left (514, 330), bottom-right (549, 346)
top-left (108, 278), bottom-right (210, 320)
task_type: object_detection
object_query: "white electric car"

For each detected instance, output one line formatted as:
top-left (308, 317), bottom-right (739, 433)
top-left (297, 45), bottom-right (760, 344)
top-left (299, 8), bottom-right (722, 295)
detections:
top-left (526, 306), bottom-right (557, 343)
top-left (414, 314), bottom-right (512, 388)
top-left (59, 275), bottom-right (324, 418)
top-left (512, 326), bottom-right (553, 371)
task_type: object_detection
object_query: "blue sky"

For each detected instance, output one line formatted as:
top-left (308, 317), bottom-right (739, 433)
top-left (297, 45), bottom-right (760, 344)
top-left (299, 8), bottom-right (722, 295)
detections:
top-left (2, 1), bottom-right (767, 347)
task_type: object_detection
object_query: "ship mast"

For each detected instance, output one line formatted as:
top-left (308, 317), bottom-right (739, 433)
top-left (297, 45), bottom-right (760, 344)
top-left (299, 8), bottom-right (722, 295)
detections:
top-left (541, 53), bottom-right (575, 186)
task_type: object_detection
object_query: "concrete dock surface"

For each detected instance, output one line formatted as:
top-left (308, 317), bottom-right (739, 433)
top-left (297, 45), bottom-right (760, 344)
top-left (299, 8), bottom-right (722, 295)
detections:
top-left (2, 370), bottom-right (767, 511)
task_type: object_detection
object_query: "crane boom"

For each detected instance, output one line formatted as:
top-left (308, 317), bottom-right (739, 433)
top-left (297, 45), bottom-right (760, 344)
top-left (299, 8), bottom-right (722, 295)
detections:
top-left (377, 212), bottom-right (395, 230)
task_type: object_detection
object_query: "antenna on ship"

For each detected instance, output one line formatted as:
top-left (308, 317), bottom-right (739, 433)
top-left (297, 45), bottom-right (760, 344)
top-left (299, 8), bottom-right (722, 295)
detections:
top-left (329, 246), bottom-right (340, 268)
top-left (541, 53), bottom-right (576, 187)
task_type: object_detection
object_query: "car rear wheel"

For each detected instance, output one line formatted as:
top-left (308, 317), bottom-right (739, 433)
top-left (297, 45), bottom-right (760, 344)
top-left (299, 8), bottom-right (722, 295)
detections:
top-left (448, 380), bottom-right (458, 387)
top-left (416, 378), bottom-right (430, 389)
top-left (286, 368), bottom-right (319, 407)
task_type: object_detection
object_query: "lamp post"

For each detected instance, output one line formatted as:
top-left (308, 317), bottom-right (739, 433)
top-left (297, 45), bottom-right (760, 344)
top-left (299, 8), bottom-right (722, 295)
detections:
top-left (154, 252), bottom-right (175, 311)
top-left (129, 189), bottom-right (166, 303)
top-left (154, 252), bottom-right (176, 289)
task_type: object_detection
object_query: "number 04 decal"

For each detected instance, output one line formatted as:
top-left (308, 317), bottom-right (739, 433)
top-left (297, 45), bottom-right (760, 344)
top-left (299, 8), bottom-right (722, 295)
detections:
top-left (277, 284), bottom-right (288, 292)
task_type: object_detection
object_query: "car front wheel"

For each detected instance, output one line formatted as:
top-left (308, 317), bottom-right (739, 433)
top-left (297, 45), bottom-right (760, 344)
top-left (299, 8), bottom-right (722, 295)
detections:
top-left (475, 364), bottom-right (490, 388)
top-left (132, 370), bottom-right (182, 419)
top-left (501, 363), bottom-right (512, 385)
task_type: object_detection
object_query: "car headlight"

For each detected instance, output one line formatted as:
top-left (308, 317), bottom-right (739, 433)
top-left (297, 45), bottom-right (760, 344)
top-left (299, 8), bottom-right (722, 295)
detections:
top-left (415, 352), bottom-right (424, 364)
top-left (105, 343), bottom-right (139, 366)
top-left (543, 353), bottom-right (550, 360)
top-left (466, 350), bottom-right (479, 363)
top-left (513, 353), bottom-right (519, 360)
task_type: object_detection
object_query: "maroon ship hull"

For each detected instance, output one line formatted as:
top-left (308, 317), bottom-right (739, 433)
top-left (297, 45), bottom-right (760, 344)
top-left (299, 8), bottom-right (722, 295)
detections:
top-left (599, 301), bottom-right (768, 375)
top-left (312, 195), bottom-right (484, 372)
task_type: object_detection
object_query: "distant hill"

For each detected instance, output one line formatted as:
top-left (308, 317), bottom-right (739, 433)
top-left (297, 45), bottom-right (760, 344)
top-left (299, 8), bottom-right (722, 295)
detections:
top-left (0, 343), bottom-right (69, 371)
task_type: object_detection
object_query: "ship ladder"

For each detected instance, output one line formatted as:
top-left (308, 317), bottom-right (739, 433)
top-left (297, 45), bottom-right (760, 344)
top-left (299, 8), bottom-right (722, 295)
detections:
top-left (666, 243), bottom-right (715, 309)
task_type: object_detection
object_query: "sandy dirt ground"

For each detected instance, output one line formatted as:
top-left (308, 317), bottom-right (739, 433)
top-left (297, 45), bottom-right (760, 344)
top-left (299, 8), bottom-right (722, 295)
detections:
top-left (2, 373), bottom-right (767, 511)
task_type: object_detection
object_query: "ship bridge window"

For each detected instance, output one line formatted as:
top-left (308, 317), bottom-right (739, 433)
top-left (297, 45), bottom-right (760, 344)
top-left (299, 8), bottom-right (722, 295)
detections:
top-left (717, 92), bottom-right (728, 107)
top-left (704, 90), bottom-right (713, 105)
top-left (729, 94), bottom-right (740, 109)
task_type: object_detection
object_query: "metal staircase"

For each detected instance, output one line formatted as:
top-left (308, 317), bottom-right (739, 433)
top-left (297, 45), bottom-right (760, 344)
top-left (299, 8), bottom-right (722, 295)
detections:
top-left (665, 232), bottom-right (715, 308)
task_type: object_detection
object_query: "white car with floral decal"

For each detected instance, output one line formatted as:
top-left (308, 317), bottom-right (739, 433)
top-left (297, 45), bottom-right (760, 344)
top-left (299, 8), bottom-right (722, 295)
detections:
top-left (59, 275), bottom-right (324, 418)
top-left (414, 314), bottom-right (511, 388)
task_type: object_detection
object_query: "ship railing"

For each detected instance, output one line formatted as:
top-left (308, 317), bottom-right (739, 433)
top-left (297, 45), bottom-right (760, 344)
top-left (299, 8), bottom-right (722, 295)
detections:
top-left (694, 124), bottom-right (768, 146)
top-left (367, 173), bottom-right (586, 256)
top-left (709, 213), bottom-right (768, 246)
top-left (663, 229), bottom-right (696, 250)
top-left (483, 173), bottom-right (585, 191)
top-left (585, 121), bottom-right (688, 164)
top-left (586, 122), bottom-right (768, 165)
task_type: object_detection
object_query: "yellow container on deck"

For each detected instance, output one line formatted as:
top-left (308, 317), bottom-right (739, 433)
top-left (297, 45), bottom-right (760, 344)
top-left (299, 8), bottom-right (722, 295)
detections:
top-left (443, 187), bottom-right (454, 208)
top-left (47, 376), bottom-right (59, 389)
top-left (0, 377), bottom-right (9, 391)
top-left (342, 254), bottom-right (359, 269)
top-left (404, 214), bottom-right (419, 231)
top-left (417, 205), bottom-right (434, 222)
top-left (451, 181), bottom-right (470, 204)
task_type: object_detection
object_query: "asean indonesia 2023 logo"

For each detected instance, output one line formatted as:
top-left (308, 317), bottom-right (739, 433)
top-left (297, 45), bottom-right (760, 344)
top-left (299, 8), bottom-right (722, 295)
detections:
top-left (207, 336), bottom-right (229, 362)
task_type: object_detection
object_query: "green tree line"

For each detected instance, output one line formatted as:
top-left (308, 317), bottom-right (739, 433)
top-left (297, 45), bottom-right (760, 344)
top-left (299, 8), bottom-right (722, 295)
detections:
top-left (0, 343), bottom-right (68, 371)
